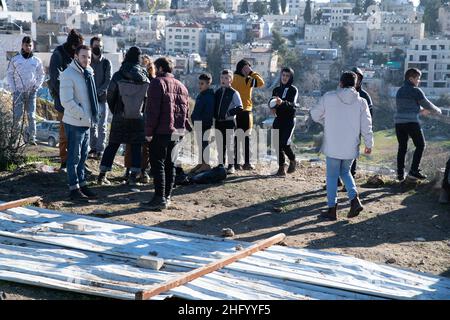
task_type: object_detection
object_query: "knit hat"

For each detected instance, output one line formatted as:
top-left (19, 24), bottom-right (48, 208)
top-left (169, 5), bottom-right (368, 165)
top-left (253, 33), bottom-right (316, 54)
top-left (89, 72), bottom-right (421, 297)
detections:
top-left (66, 29), bottom-right (84, 47)
top-left (124, 46), bottom-right (142, 64)
top-left (351, 67), bottom-right (364, 79)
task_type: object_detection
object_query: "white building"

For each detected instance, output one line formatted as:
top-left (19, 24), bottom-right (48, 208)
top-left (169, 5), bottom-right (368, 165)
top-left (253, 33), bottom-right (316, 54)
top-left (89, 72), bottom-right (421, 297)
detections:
top-left (165, 22), bottom-right (207, 55)
top-left (316, 2), bottom-right (354, 28)
top-left (405, 39), bottom-right (450, 97)
top-left (262, 14), bottom-right (299, 27)
top-left (206, 32), bottom-right (221, 52)
top-left (304, 24), bottom-right (332, 48)
top-left (219, 0), bottom-right (243, 13)
top-left (347, 20), bottom-right (368, 49)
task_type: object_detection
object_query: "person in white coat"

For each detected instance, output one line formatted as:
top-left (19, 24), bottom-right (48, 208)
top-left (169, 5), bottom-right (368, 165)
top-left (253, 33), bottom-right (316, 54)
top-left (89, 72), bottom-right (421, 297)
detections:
top-left (311, 71), bottom-right (374, 221)
top-left (7, 36), bottom-right (45, 145)
top-left (60, 45), bottom-right (99, 201)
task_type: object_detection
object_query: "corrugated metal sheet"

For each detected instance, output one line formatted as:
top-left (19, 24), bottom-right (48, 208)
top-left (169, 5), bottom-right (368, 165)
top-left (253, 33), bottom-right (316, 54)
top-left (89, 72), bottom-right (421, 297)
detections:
top-left (0, 204), bottom-right (449, 300)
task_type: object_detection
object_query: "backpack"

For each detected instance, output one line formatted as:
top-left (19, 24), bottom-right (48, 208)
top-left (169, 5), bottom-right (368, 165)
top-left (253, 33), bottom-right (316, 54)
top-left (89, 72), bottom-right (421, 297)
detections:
top-left (117, 80), bottom-right (149, 119)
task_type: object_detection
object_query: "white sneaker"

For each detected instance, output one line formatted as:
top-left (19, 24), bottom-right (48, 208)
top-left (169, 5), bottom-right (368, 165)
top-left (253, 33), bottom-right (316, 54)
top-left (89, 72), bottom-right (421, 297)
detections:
top-left (227, 165), bottom-right (235, 174)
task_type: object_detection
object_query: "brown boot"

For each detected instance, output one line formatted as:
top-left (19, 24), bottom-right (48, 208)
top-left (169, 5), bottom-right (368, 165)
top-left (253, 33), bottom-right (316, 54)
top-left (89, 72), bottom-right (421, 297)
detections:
top-left (276, 165), bottom-right (286, 176)
top-left (348, 195), bottom-right (363, 218)
top-left (321, 205), bottom-right (337, 221)
top-left (287, 160), bottom-right (297, 173)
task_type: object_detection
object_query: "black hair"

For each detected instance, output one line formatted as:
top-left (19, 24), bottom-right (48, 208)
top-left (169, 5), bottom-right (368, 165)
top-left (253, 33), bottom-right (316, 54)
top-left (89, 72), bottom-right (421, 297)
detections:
top-left (22, 36), bottom-right (32, 44)
top-left (154, 57), bottom-right (173, 73)
top-left (124, 46), bottom-right (142, 64)
top-left (235, 59), bottom-right (251, 76)
top-left (221, 69), bottom-right (233, 76)
top-left (340, 71), bottom-right (357, 88)
top-left (67, 29), bottom-right (84, 47)
top-left (90, 36), bottom-right (102, 46)
top-left (75, 45), bottom-right (91, 55)
top-left (405, 68), bottom-right (421, 81)
top-left (199, 73), bottom-right (212, 83)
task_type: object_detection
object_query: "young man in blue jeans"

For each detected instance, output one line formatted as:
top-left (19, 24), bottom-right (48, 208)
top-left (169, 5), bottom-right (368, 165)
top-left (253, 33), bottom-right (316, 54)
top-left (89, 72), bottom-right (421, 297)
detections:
top-left (311, 71), bottom-right (374, 220)
top-left (60, 45), bottom-right (99, 201)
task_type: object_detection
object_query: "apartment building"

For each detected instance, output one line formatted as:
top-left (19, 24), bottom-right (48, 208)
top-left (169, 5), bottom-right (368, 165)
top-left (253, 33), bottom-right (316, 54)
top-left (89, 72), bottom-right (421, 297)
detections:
top-left (165, 22), bottom-right (206, 55)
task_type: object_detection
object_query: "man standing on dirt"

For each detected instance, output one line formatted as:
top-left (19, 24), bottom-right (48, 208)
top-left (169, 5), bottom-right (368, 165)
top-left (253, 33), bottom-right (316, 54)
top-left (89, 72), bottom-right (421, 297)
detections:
top-left (7, 36), bottom-right (45, 146)
top-left (48, 29), bottom-right (84, 172)
top-left (395, 68), bottom-right (442, 181)
top-left (60, 45), bottom-right (98, 201)
top-left (143, 57), bottom-right (190, 210)
top-left (311, 71), bottom-right (373, 221)
top-left (88, 36), bottom-right (112, 160)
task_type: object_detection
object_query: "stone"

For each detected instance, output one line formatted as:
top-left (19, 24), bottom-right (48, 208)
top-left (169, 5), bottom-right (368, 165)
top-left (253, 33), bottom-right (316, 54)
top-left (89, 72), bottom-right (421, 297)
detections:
top-left (221, 228), bottom-right (235, 237)
top-left (414, 237), bottom-right (426, 242)
top-left (385, 258), bottom-right (396, 264)
top-left (136, 256), bottom-right (164, 270)
top-left (273, 207), bottom-right (283, 213)
top-left (235, 244), bottom-right (244, 251)
top-left (0, 291), bottom-right (6, 300)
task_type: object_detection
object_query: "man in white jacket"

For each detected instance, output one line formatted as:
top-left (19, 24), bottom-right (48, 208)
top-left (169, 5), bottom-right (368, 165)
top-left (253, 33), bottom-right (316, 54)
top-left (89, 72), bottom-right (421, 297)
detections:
top-left (60, 45), bottom-right (99, 201)
top-left (7, 36), bottom-right (45, 145)
top-left (311, 71), bottom-right (374, 220)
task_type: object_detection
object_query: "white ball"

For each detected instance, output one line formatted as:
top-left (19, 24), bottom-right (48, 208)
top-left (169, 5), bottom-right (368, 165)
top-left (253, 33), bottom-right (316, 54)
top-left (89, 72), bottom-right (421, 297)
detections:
top-left (269, 98), bottom-right (277, 109)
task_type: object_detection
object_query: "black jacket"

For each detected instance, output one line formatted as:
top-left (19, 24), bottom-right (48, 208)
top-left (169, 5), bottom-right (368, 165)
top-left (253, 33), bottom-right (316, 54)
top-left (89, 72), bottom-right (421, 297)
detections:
top-left (214, 87), bottom-right (242, 121)
top-left (270, 73), bottom-right (298, 120)
top-left (107, 62), bottom-right (150, 144)
top-left (48, 44), bottom-right (73, 112)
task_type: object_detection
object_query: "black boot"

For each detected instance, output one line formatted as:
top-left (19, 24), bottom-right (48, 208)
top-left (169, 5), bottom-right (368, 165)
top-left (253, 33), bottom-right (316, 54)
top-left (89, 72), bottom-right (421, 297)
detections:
top-left (320, 205), bottom-right (337, 221)
top-left (127, 172), bottom-right (137, 185)
top-left (69, 189), bottom-right (89, 202)
top-left (141, 196), bottom-right (167, 211)
top-left (80, 186), bottom-right (97, 199)
top-left (348, 195), bottom-right (363, 218)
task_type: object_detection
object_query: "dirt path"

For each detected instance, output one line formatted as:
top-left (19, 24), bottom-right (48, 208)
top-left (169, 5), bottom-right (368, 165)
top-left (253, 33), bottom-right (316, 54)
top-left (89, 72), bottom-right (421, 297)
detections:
top-left (0, 145), bottom-right (449, 300)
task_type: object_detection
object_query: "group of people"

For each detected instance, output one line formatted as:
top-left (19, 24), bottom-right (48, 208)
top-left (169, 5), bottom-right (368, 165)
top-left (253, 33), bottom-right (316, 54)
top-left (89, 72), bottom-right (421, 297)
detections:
top-left (6, 29), bottom-right (450, 217)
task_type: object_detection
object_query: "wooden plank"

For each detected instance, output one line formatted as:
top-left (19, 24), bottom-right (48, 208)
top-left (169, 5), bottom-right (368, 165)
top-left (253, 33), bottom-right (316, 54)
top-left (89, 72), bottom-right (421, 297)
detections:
top-left (135, 233), bottom-right (286, 300)
top-left (0, 196), bottom-right (42, 211)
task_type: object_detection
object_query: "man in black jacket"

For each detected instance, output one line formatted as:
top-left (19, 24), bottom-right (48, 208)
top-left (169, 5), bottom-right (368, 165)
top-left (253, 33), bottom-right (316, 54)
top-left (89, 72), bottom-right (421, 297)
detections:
top-left (89, 36), bottom-right (112, 159)
top-left (269, 67), bottom-right (298, 176)
top-left (48, 29), bottom-right (84, 172)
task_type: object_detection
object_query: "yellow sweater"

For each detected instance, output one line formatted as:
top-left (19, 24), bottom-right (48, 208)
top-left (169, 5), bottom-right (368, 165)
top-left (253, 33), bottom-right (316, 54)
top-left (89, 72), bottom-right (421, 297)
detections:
top-left (231, 72), bottom-right (265, 112)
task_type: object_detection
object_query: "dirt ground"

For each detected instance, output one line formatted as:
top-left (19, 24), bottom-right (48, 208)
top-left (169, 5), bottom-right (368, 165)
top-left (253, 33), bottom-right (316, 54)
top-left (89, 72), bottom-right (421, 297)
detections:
top-left (0, 144), bottom-right (449, 300)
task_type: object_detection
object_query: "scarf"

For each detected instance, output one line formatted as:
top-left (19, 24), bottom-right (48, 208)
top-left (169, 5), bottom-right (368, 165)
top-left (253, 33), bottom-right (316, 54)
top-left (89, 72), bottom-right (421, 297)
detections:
top-left (74, 59), bottom-right (99, 124)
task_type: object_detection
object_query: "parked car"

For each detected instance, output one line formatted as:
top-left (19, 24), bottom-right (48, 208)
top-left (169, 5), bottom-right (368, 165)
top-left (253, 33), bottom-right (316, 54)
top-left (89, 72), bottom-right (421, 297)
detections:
top-left (25, 120), bottom-right (59, 147)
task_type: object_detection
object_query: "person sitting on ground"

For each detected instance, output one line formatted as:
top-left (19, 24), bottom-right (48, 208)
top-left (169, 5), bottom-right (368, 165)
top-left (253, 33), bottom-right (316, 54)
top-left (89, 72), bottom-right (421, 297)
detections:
top-left (97, 47), bottom-right (150, 186)
top-left (190, 73), bottom-right (215, 174)
top-left (439, 156), bottom-right (450, 204)
top-left (395, 68), bottom-right (442, 181)
top-left (269, 67), bottom-right (298, 176)
top-left (214, 69), bottom-right (243, 174)
top-left (310, 71), bottom-right (373, 221)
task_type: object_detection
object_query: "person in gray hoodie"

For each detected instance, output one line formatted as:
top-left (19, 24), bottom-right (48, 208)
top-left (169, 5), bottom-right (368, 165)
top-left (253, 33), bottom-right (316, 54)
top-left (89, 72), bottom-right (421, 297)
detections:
top-left (395, 68), bottom-right (442, 181)
top-left (311, 71), bottom-right (373, 221)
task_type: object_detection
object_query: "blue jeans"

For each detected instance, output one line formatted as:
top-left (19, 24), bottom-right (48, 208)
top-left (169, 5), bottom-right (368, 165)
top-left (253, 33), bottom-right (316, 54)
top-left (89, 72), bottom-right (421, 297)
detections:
top-left (13, 91), bottom-right (37, 141)
top-left (326, 157), bottom-right (358, 208)
top-left (90, 101), bottom-right (109, 153)
top-left (64, 123), bottom-right (90, 191)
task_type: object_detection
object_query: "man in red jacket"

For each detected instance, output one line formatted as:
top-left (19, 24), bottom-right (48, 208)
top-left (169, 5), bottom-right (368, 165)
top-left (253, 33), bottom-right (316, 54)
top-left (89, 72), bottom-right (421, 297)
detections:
top-left (143, 57), bottom-right (190, 210)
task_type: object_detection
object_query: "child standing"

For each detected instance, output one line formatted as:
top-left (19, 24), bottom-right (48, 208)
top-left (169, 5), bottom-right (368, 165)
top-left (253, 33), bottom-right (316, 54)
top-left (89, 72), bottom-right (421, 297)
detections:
top-left (191, 73), bottom-right (215, 174)
top-left (269, 67), bottom-right (298, 176)
top-left (214, 70), bottom-right (243, 173)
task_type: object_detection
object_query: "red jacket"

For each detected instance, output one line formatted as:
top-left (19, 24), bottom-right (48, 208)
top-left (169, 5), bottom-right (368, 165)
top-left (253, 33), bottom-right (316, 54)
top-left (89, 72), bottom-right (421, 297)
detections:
top-left (145, 73), bottom-right (190, 137)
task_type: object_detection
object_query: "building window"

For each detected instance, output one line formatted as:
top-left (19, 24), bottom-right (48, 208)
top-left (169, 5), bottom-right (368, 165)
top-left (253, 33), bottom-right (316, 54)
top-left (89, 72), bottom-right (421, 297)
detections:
top-left (432, 55), bottom-right (437, 59)
top-left (419, 55), bottom-right (427, 61)
top-left (431, 45), bottom-right (437, 50)
top-left (440, 45), bottom-right (446, 50)
top-left (410, 55), bottom-right (413, 61)
top-left (183, 35), bottom-right (189, 39)
top-left (422, 45), bottom-right (427, 50)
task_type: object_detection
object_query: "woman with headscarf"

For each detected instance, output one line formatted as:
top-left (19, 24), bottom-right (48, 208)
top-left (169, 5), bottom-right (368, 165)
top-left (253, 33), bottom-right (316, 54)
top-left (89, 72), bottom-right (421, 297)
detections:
top-left (97, 47), bottom-right (150, 186)
top-left (269, 67), bottom-right (298, 176)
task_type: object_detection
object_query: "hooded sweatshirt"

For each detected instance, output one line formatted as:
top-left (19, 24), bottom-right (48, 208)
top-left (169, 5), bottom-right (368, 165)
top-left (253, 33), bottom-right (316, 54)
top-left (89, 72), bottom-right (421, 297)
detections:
top-left (311, 87), bottom-right (374, 160)
top-left (231, 61), bottom-right (265, 112)
top-left (270, 70), bottom-right (298, 120)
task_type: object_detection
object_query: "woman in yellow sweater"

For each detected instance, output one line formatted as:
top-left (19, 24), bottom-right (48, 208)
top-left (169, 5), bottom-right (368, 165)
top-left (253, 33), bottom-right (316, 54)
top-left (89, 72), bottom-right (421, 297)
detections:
top-left (231, 59), bottom-right (265, 171)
